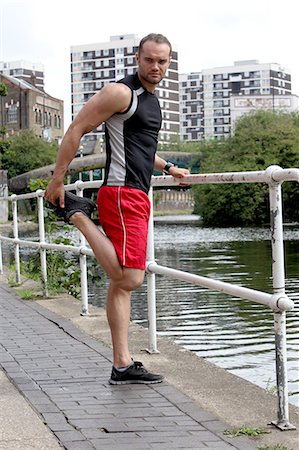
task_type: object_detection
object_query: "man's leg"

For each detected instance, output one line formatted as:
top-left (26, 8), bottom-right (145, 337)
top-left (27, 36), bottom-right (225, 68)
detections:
top-left (69, 212), bottom-right (163, 384)
top-left (106, 269), bottom-right (144, 368)
top-left (69, 213), bottom-right (144, 366)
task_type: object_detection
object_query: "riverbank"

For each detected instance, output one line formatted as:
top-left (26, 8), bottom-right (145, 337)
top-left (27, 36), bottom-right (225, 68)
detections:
top-left (1, 269), bottom-right (298, 450)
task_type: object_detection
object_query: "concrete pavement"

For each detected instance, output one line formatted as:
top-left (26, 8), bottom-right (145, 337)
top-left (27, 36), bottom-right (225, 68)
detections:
top-left (0, 273), bottom-right (298, 450)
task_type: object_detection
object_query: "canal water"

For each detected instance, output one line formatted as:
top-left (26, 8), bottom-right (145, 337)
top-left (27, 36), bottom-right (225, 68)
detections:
top-left (87, 220), bottom-right (299, 407)
top-left (4, 219), bottom-right (299, 406)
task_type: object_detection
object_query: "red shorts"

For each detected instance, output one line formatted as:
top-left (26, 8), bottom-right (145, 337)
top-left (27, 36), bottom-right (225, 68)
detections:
top-left (97, 186), bottom-right (151, 270)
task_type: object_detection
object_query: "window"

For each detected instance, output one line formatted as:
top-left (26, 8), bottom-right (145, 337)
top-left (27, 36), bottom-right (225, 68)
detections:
top-left (54, 115), bottom-right (62, 129)
top-left (213, 74), bottom-right (222, 81)
top-left (215, 126), bottom-right (224, 133)
top-left (7, 105), bottom-right (17, 123)
top-left (35, 109), bottom-right (42, 124)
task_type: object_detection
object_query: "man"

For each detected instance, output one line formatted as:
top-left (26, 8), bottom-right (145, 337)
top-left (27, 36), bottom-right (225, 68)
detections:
top-left (45, 33), bottom-right (189, 384)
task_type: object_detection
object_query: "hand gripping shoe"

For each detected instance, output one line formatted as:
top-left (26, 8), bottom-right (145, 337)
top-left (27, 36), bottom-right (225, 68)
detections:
top-left (48, 191), bottom-right (96, 224)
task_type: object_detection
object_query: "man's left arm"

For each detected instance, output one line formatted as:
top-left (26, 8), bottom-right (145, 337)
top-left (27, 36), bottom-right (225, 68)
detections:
top-left (154, 154), bottom-right (190, 178)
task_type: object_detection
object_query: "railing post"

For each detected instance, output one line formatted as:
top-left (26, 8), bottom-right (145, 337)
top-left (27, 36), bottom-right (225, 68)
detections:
top-left (0, 239), bottom-right (3, 274)
top-left (146, 187), bottom-right (159, 353)
top-left (37, 190), bottom-right (48, 297)
top-left (269, 181), bottom-right (295, 430)
top-left (11, 194), bottom-right (21, 284)
top-left (76, 183), bottom-right (89, 316)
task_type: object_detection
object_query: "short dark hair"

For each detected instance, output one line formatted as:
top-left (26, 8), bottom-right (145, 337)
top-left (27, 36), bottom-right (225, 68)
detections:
top-left (138, 33), bottom-right (172, 56)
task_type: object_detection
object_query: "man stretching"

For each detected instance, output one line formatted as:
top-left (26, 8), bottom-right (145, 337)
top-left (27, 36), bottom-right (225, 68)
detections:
top-left (45, 33), bottom-right (189, 384)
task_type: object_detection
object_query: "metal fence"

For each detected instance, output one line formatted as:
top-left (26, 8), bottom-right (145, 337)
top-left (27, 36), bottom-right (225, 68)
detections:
top-left (0, 164), bottom-right (298, 431)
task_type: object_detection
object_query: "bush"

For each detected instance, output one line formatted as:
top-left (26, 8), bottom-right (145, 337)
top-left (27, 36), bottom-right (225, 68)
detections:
top-left (1, 129), bottom-right (58, 178)
top-left (193, 111), bottom-right (299, 226)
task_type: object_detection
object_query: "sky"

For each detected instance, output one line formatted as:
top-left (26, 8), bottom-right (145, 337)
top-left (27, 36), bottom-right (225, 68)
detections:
top-left (1, 0), bottom-right (299, 131)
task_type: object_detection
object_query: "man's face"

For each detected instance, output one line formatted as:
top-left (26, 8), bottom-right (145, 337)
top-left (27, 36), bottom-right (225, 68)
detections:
top-left (136, 41), bottom-right (171, 89)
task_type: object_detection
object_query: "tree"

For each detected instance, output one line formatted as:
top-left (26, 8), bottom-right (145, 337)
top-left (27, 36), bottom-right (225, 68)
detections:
top-left (1, 129), bottom-right (58, 178)
top-left (193, 111), bottom-right (299, 226)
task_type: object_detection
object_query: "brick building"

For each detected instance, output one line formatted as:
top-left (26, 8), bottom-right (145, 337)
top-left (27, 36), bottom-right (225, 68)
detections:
top-left (0, 73), bottom-right (64, 143)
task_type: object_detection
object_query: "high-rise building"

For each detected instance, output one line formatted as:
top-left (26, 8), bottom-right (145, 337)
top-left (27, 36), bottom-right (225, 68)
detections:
top-left (70, 34), bottom-right (180, 154)
top-left (179, 72), bottom-right (203, 141)
top-left (0, 60), bottom-right (44, 90)
top-left (180, 60), bottom-right (296, 141)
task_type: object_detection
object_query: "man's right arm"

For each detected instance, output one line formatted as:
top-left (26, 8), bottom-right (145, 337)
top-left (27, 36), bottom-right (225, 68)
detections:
top-left (45, 83), bottom-right (131, 207)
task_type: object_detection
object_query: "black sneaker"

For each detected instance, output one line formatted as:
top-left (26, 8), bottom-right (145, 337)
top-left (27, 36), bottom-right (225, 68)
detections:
top-left (47, 191), bottom-right (96, 224)
top-left (109, 361), bottom-right (164, 385)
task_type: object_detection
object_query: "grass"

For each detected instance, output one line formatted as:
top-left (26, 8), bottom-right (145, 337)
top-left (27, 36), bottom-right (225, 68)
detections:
top-left (8, 275), bottom-right (20, 287)
top-left (223, 426), bottom-right (271, 437)
top-left (16, 289), bottom-right (37, 300)
top-left (266, 377), bottom-right (277, 395)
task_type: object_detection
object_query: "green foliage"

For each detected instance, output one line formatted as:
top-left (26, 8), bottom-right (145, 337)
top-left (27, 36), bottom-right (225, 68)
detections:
top-left (193, 111), bottom-right (299, 226)
top-left (29, 178), bottom-right (50, 192)
top-left (223, 426), bottom-right (271, 437)
top-left (20, 220), bottom-right (104, 299)
top-left (158, 134), bottom-right (204, 153)
top-left (1, 129), bottom-right (58, 178)
top-left (194, 182), bottom-right (270, 226)
top-left (265, 378), bottom-right (277, 395)
top-left (17, 289), bottom-right (37, 300)
top-left (0, 83), bottom-right (8, 97)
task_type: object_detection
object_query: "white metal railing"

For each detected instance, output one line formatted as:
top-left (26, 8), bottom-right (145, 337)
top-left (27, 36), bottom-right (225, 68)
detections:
top-left (0, 164), bottom-right (297, 431)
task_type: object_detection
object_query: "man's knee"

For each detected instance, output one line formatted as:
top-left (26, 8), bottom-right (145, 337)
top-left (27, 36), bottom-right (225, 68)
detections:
top-left (113, 268), bottom-right (145, 291)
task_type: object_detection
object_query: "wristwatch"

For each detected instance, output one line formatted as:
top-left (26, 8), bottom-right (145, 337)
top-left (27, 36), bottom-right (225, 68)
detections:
top-left (163, 162), bottom-right (174, 174)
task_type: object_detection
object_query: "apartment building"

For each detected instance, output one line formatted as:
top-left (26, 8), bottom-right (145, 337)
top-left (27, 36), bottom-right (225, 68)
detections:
top-left (70, 34), bottom-right (180, 154)
top-left (0, 60), bottom-right (44, 90)
top-left (180, 60), bottom-right (295, 141)
top-left (179, 72), bottom-right (203, 141)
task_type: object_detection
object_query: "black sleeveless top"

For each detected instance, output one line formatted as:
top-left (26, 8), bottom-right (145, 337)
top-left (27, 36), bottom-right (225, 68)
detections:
top-left (103, 73), bottom-right (162, 194)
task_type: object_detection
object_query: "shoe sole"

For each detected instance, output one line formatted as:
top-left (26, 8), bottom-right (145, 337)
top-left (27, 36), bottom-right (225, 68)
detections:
top-left (109, 378), bottom-right (164, 385)
top-left (47, 192), bottom-right (96, 223)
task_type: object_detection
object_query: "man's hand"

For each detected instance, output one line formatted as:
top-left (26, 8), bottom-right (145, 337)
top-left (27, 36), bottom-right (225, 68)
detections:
top-left (168, 166), bottom-right (190, 186)
top-left (44, 179), bottom-right (65, 208)
top-left (168, 166), bottom-right (190, 179)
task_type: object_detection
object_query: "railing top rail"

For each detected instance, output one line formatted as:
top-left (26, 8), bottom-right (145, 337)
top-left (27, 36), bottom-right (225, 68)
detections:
top-left (1, 165), bottom-right (298, 202)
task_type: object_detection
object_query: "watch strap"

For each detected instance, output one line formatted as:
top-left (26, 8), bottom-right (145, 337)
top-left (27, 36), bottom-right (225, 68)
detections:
top-left (163, 162), bottom-right (174, 174)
